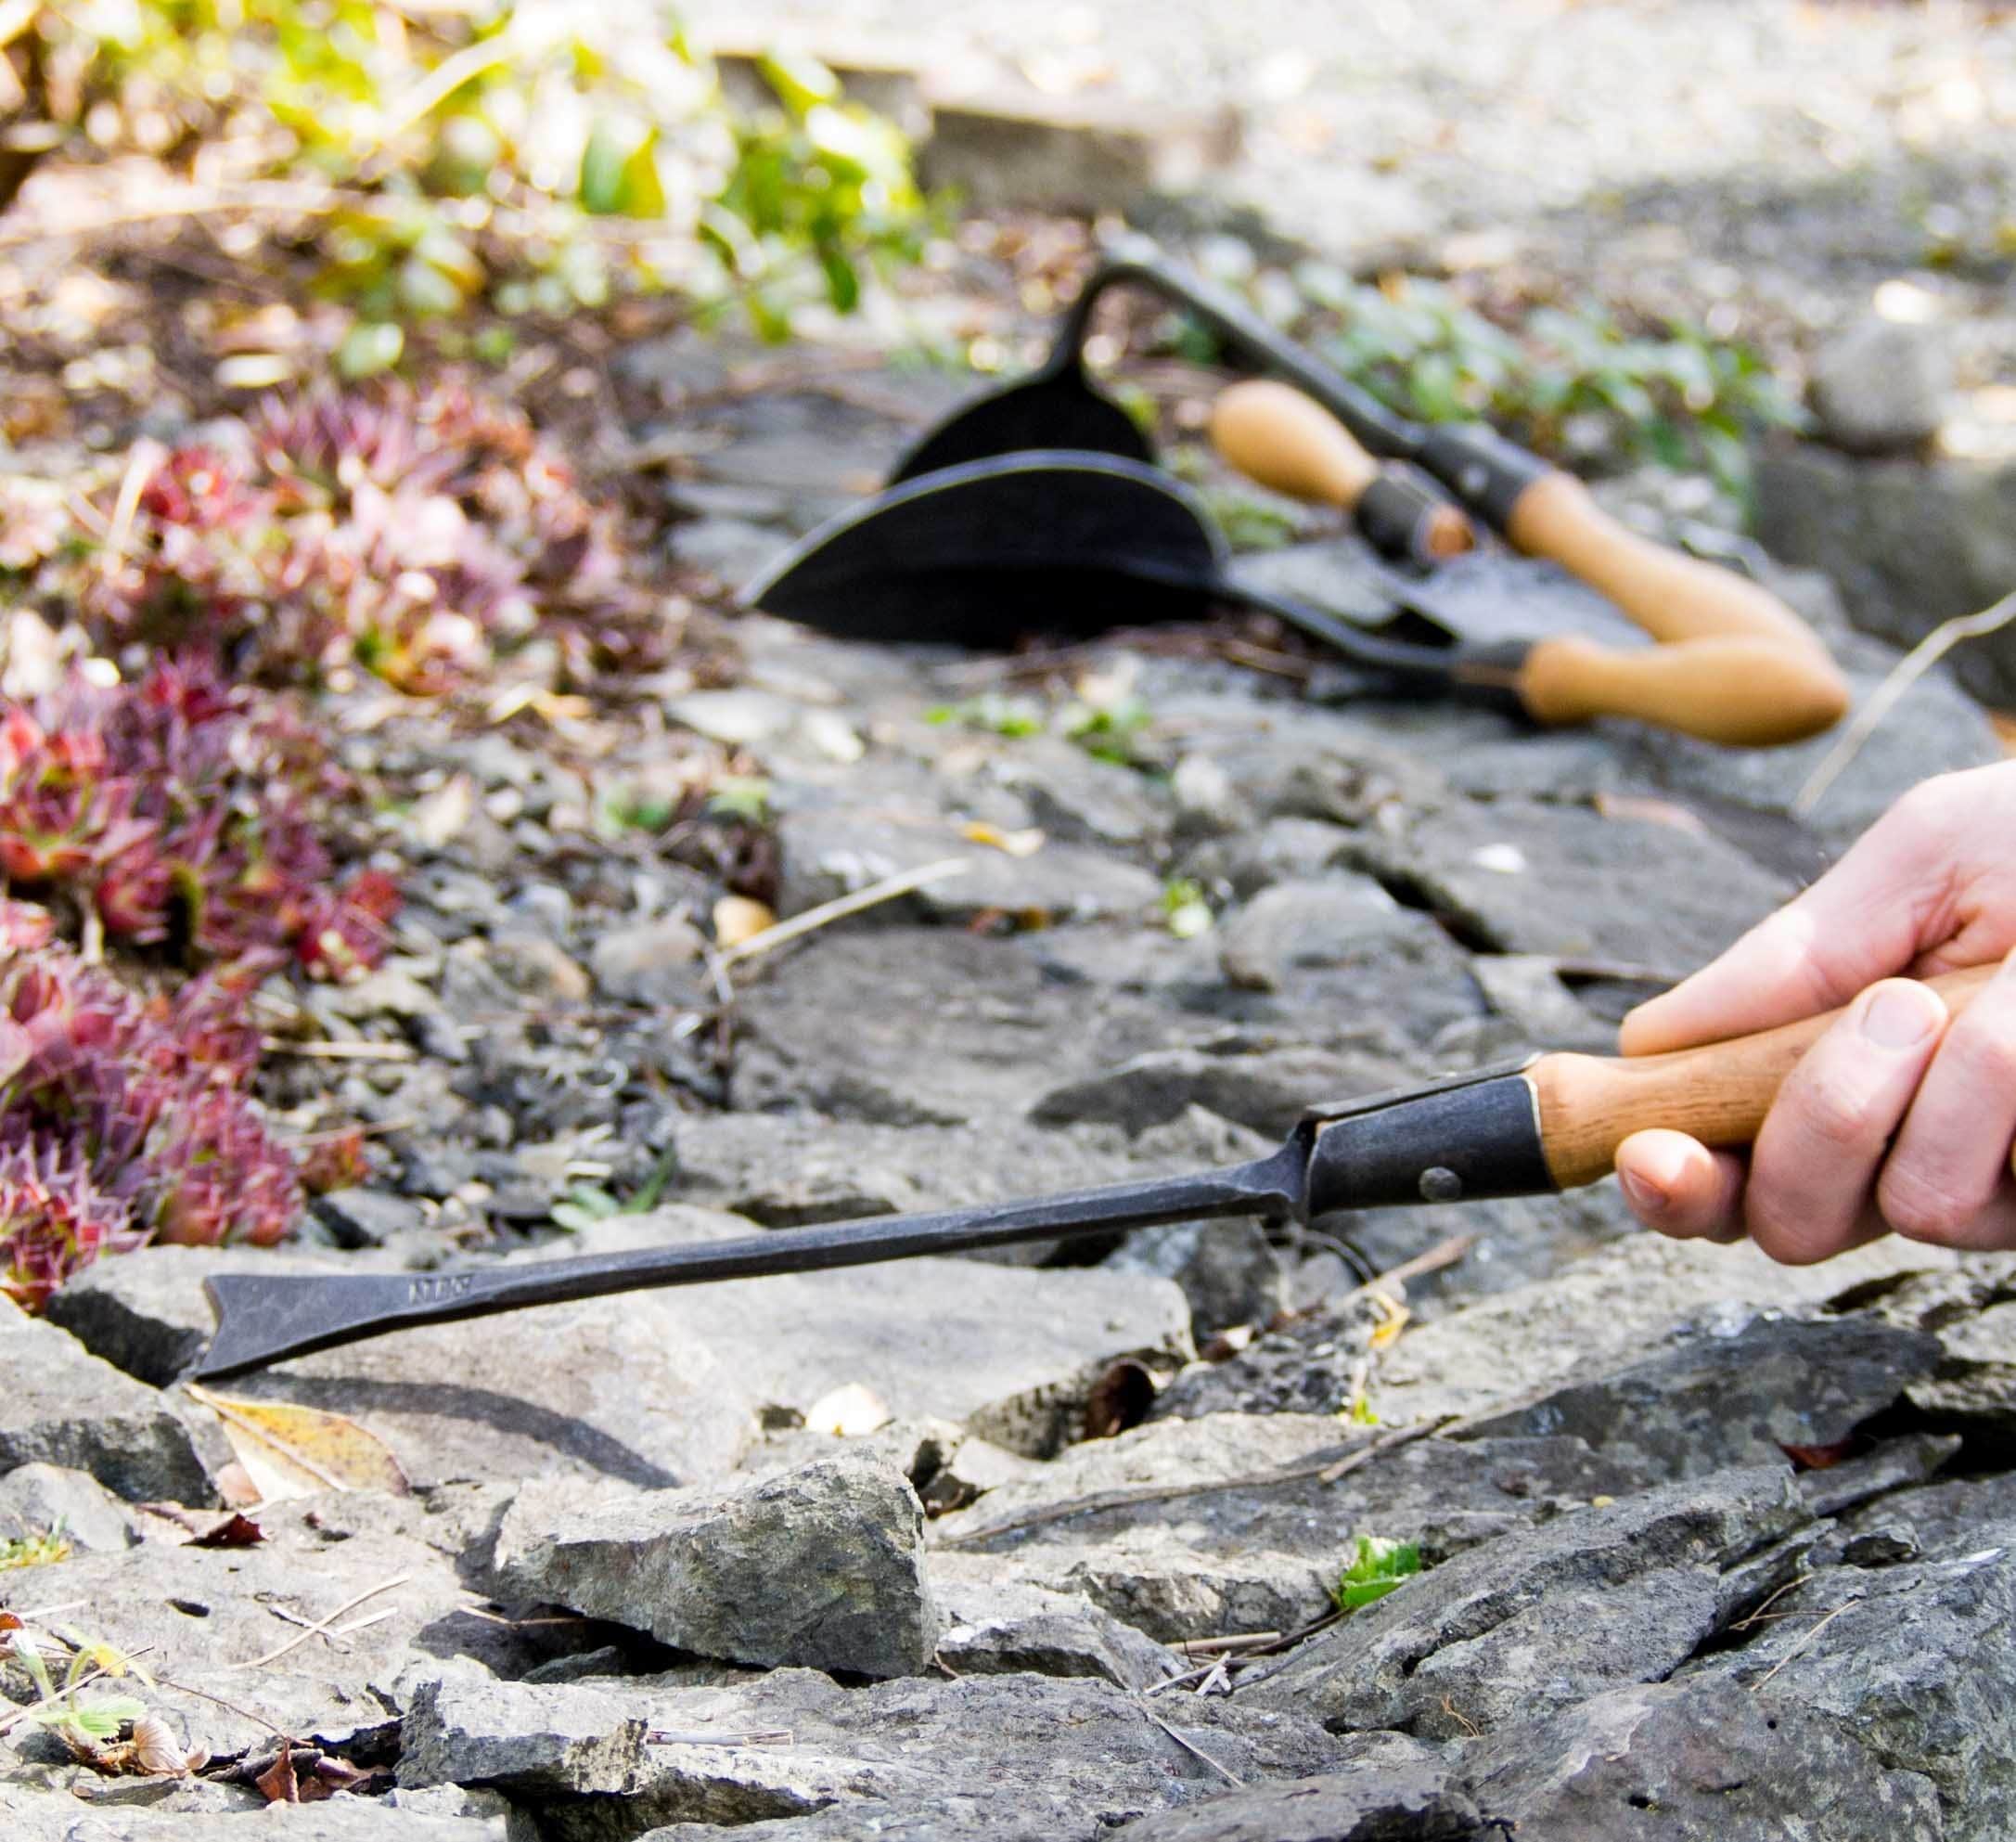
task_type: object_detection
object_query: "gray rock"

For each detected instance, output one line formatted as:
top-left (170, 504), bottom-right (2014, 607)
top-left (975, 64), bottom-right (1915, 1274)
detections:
top-left (776, 807), bottom-right (1161, 926)
top-left (495, 1454), bottom-right (939, 1678)
top-left (1467, 1674), bottom-right (1944, 1839)
top-left (982, 740), bottom-right (1170, 848)
top-left (1338, 797), bottom-right (1793, 970)
top-left (399, 1675), bottom-right (648, 1795)
top-left (1104, 1217), bottom-right (1289, 1336)
top-left (0, 1462), bottom-right (142, 1553)
top-left (1034, 1042), bottom-right (1405, 1137)
top-left (0, 1298), bottom-right (211, 1504)
top-left (929, 1559), bottom-right (1177, 1689)
top-left (1907, 1298), bottom-right (2016, 1432)
top-left (1809, 316), bottom-right (1948, 456)
top-left (1843, 1472), bottom-right (2016, 1557)
top-left (0, 1488), bottom-right (518, 1759)
top-left (0, 1796), bottom-right (507, 1841)
top-left (1239, 1464), bottom-right (1809, 1734)
top-left (1728, 1521), bottom-right (2016, 1835)
top-left (732, 928), bottom-right (1195, 1127)
top-left (1368, 1232), bottom-right (1962, 1430)
top-left (1467, 953), bottom-right (1614, 1050)
top-left (919, 89), bottom-right (1240, 215)
top-left (664, 1110), bottom-right (1145, 1267)
top-left (589, 915), bottom-right (709, 1008)
top-left (1217, 876), bottom-right (1417, 991)
top-left (1148, 1295), bottom-right (1380, 1421)
top-left (311, 1188), bottom-right (428, 1250)
top-left (485, 929), bottom-right (594, 1003)
top-left (538, 1667), bottom-right (1349, 1840)
top-left (1112, 1748), bottom-right (1484, 1840)
top-left (1754, 443), bottom-right (2016, 705)
top-left (1626, 646), bottom-right (2004, 852)
top-left (933, 1414), bottom-right (1648, 1644)
top-left (1453, 1314), bottom-right (1943, 1482)
top-left (1178, 816), bottom-right (1353, 897)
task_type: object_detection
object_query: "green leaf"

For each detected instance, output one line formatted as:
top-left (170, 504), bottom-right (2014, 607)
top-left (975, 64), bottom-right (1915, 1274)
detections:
top-left (1333, 1533), bottom-right (1422, 1612)
top-left (706, 776), bottom-right (773, 823)
top-left (336, 320), bottom-right (404, 380)
top-left (59, 1694), bottom-right (148, 1737)
top-left (761, 52), bottom-right (841, 116)
top-left (580, 115), bottom-right (665, 217)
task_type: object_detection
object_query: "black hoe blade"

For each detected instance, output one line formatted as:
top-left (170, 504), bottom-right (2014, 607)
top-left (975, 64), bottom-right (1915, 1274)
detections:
top-left (891, 241), bottom-right (1423, 486)
top-left (195, 1143), bottom-right (1311, 1381)
top-left (739, 450), bottom-right (1481, 696)
top-left (891, 362), bottom-right (1154, 484)
top-left (742, 450), bottom-right (1236, 648)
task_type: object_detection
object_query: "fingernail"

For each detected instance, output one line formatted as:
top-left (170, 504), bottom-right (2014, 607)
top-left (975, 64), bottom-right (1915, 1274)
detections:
top-left (1860, 983), bottom-right (1945, 1050)
top-left (1619, 1168), bottom-right (1665, 1219)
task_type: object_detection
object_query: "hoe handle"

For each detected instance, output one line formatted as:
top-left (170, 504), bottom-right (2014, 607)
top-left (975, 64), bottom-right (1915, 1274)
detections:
top-left (1212, 380), bottom-right (1849, 747)
top-left (1531, 964), bottom-right (1997, 1187)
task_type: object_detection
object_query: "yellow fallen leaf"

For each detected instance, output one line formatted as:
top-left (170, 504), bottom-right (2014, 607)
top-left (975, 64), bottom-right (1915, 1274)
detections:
top-left (1367, 1293), bottom-right (1411, 1349)
top-left (960, 821), bottom-right (1047, 857)
top-left (713, 894), bottom-right (776, 950)
top-left (186, 1385), bottom-right (410, 1503)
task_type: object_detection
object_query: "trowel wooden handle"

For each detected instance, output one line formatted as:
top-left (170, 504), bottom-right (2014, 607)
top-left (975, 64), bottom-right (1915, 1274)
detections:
top-left (1532, 964), bottom-right (1997, 1188)
top-left (1212, 380), bottom-right (1473, 560)
top-left (1514, 633), bottom-right (1848, 746)
top-left (1503, 471), bottom-right (1832, 660)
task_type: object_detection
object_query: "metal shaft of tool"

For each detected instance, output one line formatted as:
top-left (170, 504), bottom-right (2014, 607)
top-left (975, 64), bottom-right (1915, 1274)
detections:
top-left (197, 1144), bottom-right (1309, 1379)
top-left (1064, 246), bottom-right (1425, 460)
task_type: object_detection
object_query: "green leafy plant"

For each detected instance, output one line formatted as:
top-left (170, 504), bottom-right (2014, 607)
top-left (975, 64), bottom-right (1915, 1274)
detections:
top-left (0, 1524), bottom-right (73, 1570)
top-left (1161, 877), bottom-right (1212, 939)
top-left (28, 3), bottom-right (931, 342)
top-left (705, 776), bottom-right (772, 825)
top-left (924, 695), bottom-right (1047, 740)
top-left (1060, 693), bottom-right (1153, 768)
top-left (7, 1625), bottom-right (151, 1755)
top-left (1333, 1533), bottom-right (1422, 1612)
top-left (1245, 265), bottom-right (1809, 498)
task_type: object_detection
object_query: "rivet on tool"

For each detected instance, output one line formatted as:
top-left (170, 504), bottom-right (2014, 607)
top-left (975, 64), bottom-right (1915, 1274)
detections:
top-left (1419, 1166), bottom-right (1464, 1203)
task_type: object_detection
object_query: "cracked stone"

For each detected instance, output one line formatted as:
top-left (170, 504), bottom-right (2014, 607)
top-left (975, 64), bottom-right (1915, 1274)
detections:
top-left (495, 1454), bottom-right (939, 1678)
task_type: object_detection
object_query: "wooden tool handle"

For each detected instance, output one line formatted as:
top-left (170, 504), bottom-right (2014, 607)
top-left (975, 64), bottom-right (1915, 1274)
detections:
top-left (1504, 471), bottom-right (1831, 660)
top-left (1532, 964), bottom-right (1998, 1188)
top-left (1516, 633), bottom-right (1849, 746)
top-left (1212, 380), bottom-right (1473, 559)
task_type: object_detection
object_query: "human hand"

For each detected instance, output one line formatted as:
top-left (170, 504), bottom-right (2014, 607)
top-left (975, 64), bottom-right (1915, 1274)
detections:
top-left (1612, 761), bottom-right (2016, 1263)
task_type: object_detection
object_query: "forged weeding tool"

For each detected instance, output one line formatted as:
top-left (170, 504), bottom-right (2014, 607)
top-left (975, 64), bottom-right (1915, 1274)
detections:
top-left (193, 965), bottom-right (1997, 1381)
top-left (901, 240), bottom-right (1847, 701)
top-left (740, 448), bottom-right (1532, 713)
top-left (892, 239), bottom-right (1464, 567)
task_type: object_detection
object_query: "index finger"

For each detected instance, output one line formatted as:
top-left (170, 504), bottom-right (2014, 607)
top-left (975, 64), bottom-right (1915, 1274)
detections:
top-left (1618, 779), bottom-right (1959, 1057)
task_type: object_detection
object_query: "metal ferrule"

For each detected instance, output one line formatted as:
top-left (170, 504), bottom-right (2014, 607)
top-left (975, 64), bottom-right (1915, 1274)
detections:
top-left (1415, 425), bottom-right (1553, 532)
top-left (1301, 1063), bottom-right (1552, 1216)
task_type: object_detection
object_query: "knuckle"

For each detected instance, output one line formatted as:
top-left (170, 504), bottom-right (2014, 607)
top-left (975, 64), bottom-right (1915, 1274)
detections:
top-left (1879, 1163), bottom-right (1986, 1244)
top-left (1790, 1065), bottom-right (1892, 1154)
top-left (1949, 1014), bottom-right (2016, 1094)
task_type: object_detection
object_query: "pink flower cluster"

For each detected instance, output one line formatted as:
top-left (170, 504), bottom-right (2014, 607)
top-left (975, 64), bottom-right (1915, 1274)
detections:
top-left (0, 654), bottom-right (398, 979)
top-left (84, 380), bottom-right (647, 691)
top-left (0, 950), bottom-right (299, 1308)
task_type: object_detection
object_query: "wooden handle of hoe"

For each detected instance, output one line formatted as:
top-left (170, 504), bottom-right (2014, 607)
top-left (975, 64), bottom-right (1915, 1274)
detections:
top-left (1211, 380), bottom-right (1474, 560)
top-left (1531, 964), bottom-right (1997, 1188)
top-left (1211, 380), bottom-right (1850, 746)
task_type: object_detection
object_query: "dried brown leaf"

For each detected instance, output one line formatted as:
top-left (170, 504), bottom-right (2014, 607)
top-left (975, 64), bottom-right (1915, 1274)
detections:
top-left (186, 1513), bottom-right (265, 1550)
